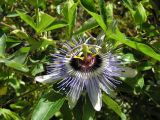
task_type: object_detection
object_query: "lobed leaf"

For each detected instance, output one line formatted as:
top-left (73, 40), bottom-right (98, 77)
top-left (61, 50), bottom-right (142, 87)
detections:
top-left (36, 12), bottom-right (56, 33)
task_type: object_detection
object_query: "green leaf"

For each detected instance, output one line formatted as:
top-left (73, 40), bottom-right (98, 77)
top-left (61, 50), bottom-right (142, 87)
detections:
top-left (103, 94), bottom-right (126, 120)
top-left (45, 21), bottom-right (67, 31)
top-left (122, 0), bottom-right (134, 11)
top-left (133, 2), bottom-right (147, 24)
top-left (60, 102), bottom-right (73, 120)
top-left (16, 11), bottom-right (36, 30)
top-left (6, 12), bottom-right (19, 17)
top-left (32, 63), bottom-right (44, 76)
top-left (5, 60), bottom-right (29, 72)
top-left (98, 0), bottom-right (107, 25)
top-left (10, 29), bottom-right (29, 39)
top-left (17, 11), bottom-right (56, 33)
top-left (74, 17), bottom-right (98, 35)
top-left (105, 3), bottom-right (114, 24)
top-left (0, 108), bottom-right (21, 120)
top-left (82, 1), bottom-right (160, 61)
top-left (125, 75), bottom-right (144, 92)
top-left (122, 75), bottom-right (145, 97)
top-left (0, 34), bottom-right (6, 58)
top-left (67, 2), bottom-right (78, 38)
top-left (108, 28), bottom-right (160, 61)
top-left (137, 76), bottom-right (144, 89)
top-left (10, 101), bottom-right (29, 110)
top-left (31, 91), bottom-right (65, 120)
top-left (82, 97), bottom-right (95, 120)
top-left (8, 47), bottom-right (30, 64)
top-left (72, 99), bottom-right (83, 120)
top-left (28, 0), bottom-right (45, 8)
top-left (80, 0), bottom-right (96, 12)
top-left (29, 39), bottom-right (43, 51)
top-left (81, 2), bottom-right (107, 32)
top-left (62, 2), bottom-right (69, 22)
top-left (38, 38), bottom-right (56, 51)
top-left (122, 53), bottom-right (137, 63)
top-left (4, 47), bottom-right (30, 72)
top-left (36, 12), bottom-right (56, 33)
top-left (147, 86), bottom-right (160, 105)
top-left (0, 86), bottom-right (7, 96)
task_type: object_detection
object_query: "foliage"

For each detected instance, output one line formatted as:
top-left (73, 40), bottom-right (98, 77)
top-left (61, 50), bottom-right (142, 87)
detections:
top-left (0, 0), bottom-right (160, 120)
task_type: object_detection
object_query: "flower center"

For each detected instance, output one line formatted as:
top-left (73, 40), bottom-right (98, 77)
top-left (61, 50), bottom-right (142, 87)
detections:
top-left (70, 54), bottom-right (102, 72)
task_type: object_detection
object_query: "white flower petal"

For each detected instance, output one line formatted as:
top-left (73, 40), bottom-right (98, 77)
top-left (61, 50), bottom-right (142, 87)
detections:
top-left (86, 79), bottom-right (102, 111)
top-left (35, 74), bottom-right (59, 83)
top-left (67, 78), bottom-right (84, 109)
top-left (120, 67), bottom-right (137, 78)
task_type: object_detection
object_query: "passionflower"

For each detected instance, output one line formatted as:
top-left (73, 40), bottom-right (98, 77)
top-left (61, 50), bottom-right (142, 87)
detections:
top-left (35, 37), bottom-right (137, 111)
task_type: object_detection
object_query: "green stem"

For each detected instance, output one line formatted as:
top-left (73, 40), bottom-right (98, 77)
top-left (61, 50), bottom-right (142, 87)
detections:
top-left (35, 7), bottom-right (39, 26)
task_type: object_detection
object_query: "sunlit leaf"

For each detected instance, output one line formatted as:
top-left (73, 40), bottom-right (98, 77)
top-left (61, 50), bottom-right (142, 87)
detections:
top-left (134, 2), bottom-right (147, 24)
top-left (81, 2), bottom-right (107, 32)
top-left (10, 101), bottom-right (29, 110)
top-left (0, 34), bottom-right (6, 58)
top-left (16, 11), bottom-right (36, 30)
top-left (32, 63), bottom-right (44, 76)
top-left (74, 18), bottom-right (98, 35)
top-left (124, 75), bottom-right (144, 93)
top-left (7, 47), bottom-right (30, 64)
top-left (28, 0), bottom-right (45, 8)
top-left (98, 0), bottom-right (107, 25)
top-left (105, 3), bottom-right (114, 24)
top-left (11, 29), bottom-right (29, 39)
top-left (103, 94), bottom-right (126, 120)
top-left (36, 12), bottom-right (56, 33)
top-left (67, 2), bottom-right (78, 38)
top-left (137, 76), bottom-right (144, 89)
top-left (45, 21), bottom-right (67, 31)
top-left (0, 108), bottom-right (21, 120)
top-left (108, 28), bottom-right (160, 61)
top-left (38, 37), bottom-right (56, 51)
top-left (32, 91), bottom-right (65, 120)
top-left (3, 47), bottom-right (29, 72)
top-left (122, 0), bottom-right (134, 12)
top-left (5, 60), bottom-right (29, 72)
top-left (122, 53), bottom-right (137, 63)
